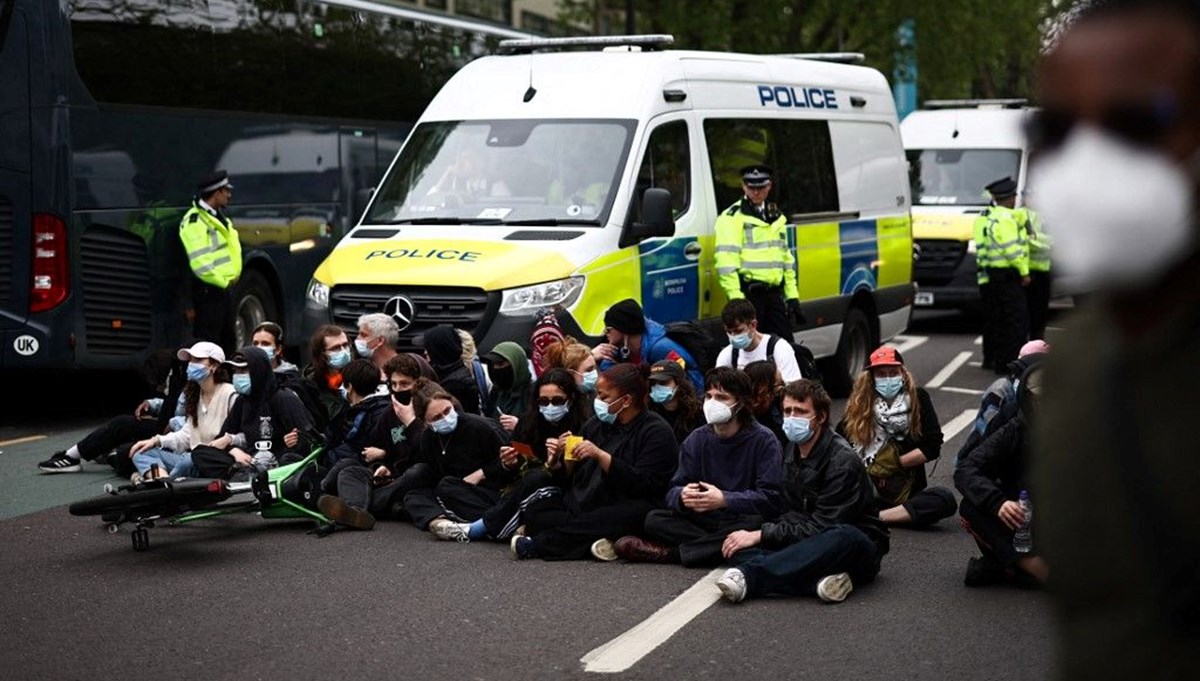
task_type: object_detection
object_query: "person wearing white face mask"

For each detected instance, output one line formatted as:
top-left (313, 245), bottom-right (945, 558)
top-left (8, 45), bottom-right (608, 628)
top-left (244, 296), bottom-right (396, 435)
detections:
top-left (974, 176), bottom-right (1031, 374)
top-left (1028, 2), bottom-right (1200, 677)
top-left (837, 347), bottom-right (957, 528)
top-left (714, 379), bottom-right (889, 605)
top-left (608, 367), bottom-right (784, 566)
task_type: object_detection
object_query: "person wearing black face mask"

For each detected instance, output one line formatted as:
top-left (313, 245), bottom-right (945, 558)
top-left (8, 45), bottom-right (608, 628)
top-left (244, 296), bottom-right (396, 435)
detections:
top-left (482, 341), bottom-right (533, 432)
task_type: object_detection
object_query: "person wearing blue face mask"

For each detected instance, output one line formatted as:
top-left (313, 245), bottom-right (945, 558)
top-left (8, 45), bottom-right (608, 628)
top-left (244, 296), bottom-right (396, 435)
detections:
top-left (714, 379), bottom-right (889, 605)
top-left (836, 346), bottom-right (957, 529)
top-left (429, 368), bottom-right (590, 543)
top-left (509, 363), bottom-right (678, 562)
top-left (714, 299), bottom-right (806, 382)
top-left (293, 324), bottom-right (353, 433)
top-left (646, 359), bottom-right (704, 446)
top-left (252, 321), bottom-right (300, 381)
top-left (354, 313), bottom-right (401, 375)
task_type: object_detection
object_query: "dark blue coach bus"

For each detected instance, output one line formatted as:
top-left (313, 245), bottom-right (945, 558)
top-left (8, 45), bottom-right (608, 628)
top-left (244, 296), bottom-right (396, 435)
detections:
top-left (0, 0), bottom-right (529, 371)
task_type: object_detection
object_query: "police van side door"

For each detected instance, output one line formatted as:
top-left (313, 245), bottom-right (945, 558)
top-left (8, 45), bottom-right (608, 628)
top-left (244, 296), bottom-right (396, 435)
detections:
top-left (632, 114), bottom-right (700, 324)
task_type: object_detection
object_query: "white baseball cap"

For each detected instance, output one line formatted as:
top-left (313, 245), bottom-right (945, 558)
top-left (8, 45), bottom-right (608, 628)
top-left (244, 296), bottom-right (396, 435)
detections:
top-left (177, 341), bottom-right (226, 363)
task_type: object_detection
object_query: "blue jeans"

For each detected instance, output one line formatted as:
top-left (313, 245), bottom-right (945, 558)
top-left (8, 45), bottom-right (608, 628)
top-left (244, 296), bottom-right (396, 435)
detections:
top-left (732, 524), bottom-right (881, 599)
top-left (131, 448), bottom-right (192, 477)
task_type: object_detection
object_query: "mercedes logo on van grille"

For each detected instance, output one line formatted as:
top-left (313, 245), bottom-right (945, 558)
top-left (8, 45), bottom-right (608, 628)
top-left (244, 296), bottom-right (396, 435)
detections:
top-left (384, 295), bottom-right (416, 332)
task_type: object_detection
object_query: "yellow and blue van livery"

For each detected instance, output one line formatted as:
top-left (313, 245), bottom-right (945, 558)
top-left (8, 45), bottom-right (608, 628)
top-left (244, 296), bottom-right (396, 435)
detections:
top-left (303, 35), bottom-right (913, 393)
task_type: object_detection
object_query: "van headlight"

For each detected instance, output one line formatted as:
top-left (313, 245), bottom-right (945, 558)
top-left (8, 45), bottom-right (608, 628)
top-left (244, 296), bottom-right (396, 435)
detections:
top-left (966, 239), bottom-right (977, 254)
top-left (500, 277), bottom-right (584, 316)
top-left (306, 279), bottom-right (330, 308)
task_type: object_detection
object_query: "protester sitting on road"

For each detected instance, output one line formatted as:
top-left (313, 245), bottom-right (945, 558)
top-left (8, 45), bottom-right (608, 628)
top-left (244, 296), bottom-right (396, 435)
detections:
top-left (714, 299), bottom-right (804, 381)
top-left (194, 347), bottom-right (314, 479)
top-left (646, 359), bottom-right (704, 446)
top-left (422, 324), bottom-right (481, 415)
top-left (355, 312), bottom-right (400, 378)
top-left (429, 368), bottom-right (588, 543)
top-left (715, 379), bottom-right (890, 604)
top-left (744, 359), bottom-right (787, 447)
top-left (297, 324), bottom-right (352, 432)
top-left (482, 341), bottom-right (534, 433)
top-left (593, 298), bottom-right (704, 392)
top-left (955, 362), bottom-right (1048, 587)
top-left (509, 363), bottom-right (678, 561)
top-left (402, 389), bottom-right (509, 534)
top-left (529, 308), bottom-right (566, 380)
top-left (542, 336), bottom-right (598, 395)
top-left (129, 341), bottom-right (238, 482)
top-left (37, 348), bottom-right (187, 476)
top-left (610, 367), bottom-right (784, 565)
top-left (837, 346), bottom-right (957, 528)
top-left (313, 359), bottom-right (397, 532)
top-left (956, 340), bottom-right (1049, 466)
top-left (457, 329), bottom-right (493, 415)
top-left (252, 321), bottom-right (300, 381)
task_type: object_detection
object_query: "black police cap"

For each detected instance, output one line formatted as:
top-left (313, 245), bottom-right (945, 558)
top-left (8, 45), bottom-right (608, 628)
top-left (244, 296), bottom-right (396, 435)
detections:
top-left (985, 176), bottom-right (1017, 199)
top-left (197, 170), bottom-right (234, 194)
top-left (740, 164), bottom-right (774, 188)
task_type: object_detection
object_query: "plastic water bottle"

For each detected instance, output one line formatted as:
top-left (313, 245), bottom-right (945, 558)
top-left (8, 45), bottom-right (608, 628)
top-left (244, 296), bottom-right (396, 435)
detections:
top-left (1013, 489), bottom-right (1033, 554)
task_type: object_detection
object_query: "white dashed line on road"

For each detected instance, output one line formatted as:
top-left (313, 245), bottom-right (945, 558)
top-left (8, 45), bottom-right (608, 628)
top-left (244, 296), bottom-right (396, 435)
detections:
top-left (939, 386), bottom-right (985, 396)
top-left (927, 351), bottom-right (973, 389)
top-left (581, 568), bottom-right (725, 673)
top-left (889, 334), bottom-right (929, 355)
top-left (0, 435), bottom-right (46, 447)
top-left (941, 409), bottom-right (979, 442)
top-left (973, 336), bottom-right (983, 345)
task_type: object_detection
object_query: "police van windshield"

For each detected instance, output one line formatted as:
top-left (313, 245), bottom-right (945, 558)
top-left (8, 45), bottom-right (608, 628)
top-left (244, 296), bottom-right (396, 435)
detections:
top-left (907, 149), bottom-right (1021, 206)
top-left (367, 119), bottom-right (636, 226)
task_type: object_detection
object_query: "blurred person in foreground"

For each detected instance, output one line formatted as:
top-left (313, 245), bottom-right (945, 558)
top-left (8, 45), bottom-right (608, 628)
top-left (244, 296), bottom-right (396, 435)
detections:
top-left (1027, 1), bottom-right (1200, 678)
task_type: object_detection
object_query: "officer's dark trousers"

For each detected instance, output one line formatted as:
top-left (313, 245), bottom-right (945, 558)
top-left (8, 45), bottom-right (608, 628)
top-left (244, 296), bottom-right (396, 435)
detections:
top-left (729, 525), bottom-right (881, 599)
top-left (978, 281), bottom-right (995, 366)
top-left (644, 508), bottom-right (763, 567)
top-left (191, 280), bottom-right (234, 351)
top-left (959, 498), bottom-right (1025, 568)
top-left (983, 268), bottom-right (1029, 372)
top-left (1025, 270), bottom-right (1052, 340)
top-left (523, 495), bottom-right (658, 561)
top-left (742, 281), bottom-right (791, 340)
top-left (403, 476), bottom-right (502, 530)
top-left (78, 414), bottom-right (161, 466)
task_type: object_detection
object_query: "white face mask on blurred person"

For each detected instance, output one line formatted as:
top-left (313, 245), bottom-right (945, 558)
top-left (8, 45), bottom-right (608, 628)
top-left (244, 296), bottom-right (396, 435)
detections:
top-left (1029, 126), bottom-right (1196, 292)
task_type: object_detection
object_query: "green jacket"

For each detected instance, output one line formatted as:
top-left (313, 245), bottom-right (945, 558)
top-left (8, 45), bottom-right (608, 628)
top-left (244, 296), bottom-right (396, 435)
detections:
top-left (179, 200), bottom-right (242, 289)
top-left (1014, 207), bottom-right (1051, 273)
top-left (973, 205), bottom-right (1028, 281)
top-left (714, 198), bottom-right (799, 300)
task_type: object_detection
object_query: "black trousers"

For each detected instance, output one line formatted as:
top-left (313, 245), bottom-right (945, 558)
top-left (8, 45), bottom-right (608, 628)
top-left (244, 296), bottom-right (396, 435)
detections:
top-left (366, 463), bottom-right (436, 519)
top-left (741, 279), bottom-right (791, 340)
top-left (479, 469), bottom-right (558, 539)
top-left (523, 495), bottom-right (658, 561)
top-left (403, 475), bottom-right (503, 530)
top-left (191, 279), bottom-right (234, 352)
top-left (1025, 270), bottom-right (1052, 341)
top-left (982, 268), bottom-right (1029, 373)
top-left (78, 414), bottom-right (161, 473)
top-left (644, 508), bottom-right (763, 567)
top-left (959, 498), bottom-right (1027, 568)
top-left (899, 486), bottom-right (959, 528)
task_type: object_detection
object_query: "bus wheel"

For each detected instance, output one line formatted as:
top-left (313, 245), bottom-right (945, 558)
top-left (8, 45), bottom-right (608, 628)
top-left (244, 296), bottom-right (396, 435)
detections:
top-left (232, 271), bottom-right (278, 349)
top-left (822, 307), bottom-right (871, 398)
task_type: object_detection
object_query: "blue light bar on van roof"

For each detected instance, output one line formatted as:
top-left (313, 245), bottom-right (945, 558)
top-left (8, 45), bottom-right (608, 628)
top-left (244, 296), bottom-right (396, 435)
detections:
top-left (497, 34), bottom-right (674, 55)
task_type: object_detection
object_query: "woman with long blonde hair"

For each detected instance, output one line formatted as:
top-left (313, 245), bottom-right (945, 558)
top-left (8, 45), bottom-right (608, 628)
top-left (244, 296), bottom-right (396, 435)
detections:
top-left (838, 346), bottom-right (957, 527)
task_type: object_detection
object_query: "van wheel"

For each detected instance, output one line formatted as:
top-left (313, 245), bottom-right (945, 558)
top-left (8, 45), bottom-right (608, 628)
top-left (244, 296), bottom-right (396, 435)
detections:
top-left (231, 271), bottom-right (278, 349)
top-left (821, 307), bottom-right (871, 398)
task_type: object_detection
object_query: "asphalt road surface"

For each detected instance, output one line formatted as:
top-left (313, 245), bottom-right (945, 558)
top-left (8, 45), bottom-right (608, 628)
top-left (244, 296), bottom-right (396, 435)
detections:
top-left (0, 311), bottom-right (1057, 680)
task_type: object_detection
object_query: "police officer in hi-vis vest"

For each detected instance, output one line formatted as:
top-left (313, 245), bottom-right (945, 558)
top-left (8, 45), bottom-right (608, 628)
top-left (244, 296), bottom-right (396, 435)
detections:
top-left (714, 164), bottom-right (803, 340)
top-left (179, 170), bottom-right (242, 352)
top-left (973, 176), bottom-right (1029, 374)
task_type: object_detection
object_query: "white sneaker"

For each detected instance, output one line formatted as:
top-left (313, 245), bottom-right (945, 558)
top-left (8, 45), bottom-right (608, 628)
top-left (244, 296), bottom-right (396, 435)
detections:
top-left (716, 568), bottom-right (747, 604)
top-left (590, 538), bottom-right (618, 562)
top-left (816, 573), bottom-right (853, 603)
top-left (430, 518), bottom-right (470, 543)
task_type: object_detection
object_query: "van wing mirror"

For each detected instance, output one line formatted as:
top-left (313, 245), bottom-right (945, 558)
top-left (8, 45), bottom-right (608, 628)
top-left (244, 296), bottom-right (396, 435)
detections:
top-left (620, 188), bottom-right (675, 249)
top-left (353, 187), bottom-right (376, 221)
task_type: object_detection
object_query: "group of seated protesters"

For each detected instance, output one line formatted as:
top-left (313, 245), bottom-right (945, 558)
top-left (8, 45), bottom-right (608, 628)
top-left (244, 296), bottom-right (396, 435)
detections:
top-left (46, 296), bottom-right (1050, 601)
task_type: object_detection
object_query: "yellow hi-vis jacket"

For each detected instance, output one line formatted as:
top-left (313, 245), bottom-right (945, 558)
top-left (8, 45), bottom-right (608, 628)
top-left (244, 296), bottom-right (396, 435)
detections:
top-left (1014, 206), bottom-right (1052, 273)
top-left (714, 199), bottom-right (799, 301)
top-left (179, 200), bottom-right (242, 290)
top-left (973, 205), bottom-right (1028, 285)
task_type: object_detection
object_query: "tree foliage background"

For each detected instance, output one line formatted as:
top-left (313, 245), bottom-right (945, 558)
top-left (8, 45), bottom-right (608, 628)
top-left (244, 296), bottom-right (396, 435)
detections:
top-left (558, 1), bottom-right (1081, 103)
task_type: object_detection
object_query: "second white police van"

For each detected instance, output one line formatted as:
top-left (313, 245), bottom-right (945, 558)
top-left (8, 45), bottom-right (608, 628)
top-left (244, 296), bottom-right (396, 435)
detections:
top-left (303, 35), bottom-right (914, 393)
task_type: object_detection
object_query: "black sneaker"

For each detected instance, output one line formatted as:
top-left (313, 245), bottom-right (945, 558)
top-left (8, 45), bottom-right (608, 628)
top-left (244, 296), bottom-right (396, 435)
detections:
top-left (38, 451), bottom-right (81, 473)
top-left (964, 556), bottom-right (1007, 587)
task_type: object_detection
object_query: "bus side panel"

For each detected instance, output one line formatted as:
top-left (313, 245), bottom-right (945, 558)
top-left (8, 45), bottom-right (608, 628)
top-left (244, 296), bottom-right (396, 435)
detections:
top-left (0, 4), bottom-right (33, 366)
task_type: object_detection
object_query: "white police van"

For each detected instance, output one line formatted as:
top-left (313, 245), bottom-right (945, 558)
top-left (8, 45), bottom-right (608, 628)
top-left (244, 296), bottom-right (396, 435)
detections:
top-left (304, 35), bottom-right (914, 394)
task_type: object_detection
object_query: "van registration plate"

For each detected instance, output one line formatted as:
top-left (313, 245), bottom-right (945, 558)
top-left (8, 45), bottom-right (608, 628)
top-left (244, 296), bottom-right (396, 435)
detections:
top-left (914, 291), bottom-right (934, 306)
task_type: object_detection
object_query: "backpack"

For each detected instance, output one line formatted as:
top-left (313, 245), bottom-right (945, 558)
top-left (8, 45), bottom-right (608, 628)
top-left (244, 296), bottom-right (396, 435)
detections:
top-left (471, 358), bottom-right (492, 415)
top-left (663, 321), bottom-right (721, 372)
top-left (277, 374), bottom-right (335, 433)
top-left (731, 335), bottom-right (823, 383)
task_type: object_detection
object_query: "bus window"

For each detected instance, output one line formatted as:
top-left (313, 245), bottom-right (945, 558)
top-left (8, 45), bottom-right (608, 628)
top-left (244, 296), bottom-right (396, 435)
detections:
top-left (632, 120), bottom-right (690, 221)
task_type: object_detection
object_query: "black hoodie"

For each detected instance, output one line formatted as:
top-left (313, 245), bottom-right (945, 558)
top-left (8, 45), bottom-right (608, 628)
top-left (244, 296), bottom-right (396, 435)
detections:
top-left (219, 346), bottom-right (315, 459)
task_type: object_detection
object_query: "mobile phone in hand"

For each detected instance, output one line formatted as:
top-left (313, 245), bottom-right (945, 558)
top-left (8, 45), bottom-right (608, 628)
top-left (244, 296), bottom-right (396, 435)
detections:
top-left (511, 441), bottom-right (536, 459)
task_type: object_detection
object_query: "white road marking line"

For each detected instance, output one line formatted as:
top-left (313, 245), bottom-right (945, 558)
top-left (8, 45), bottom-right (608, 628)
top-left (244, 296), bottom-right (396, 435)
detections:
top-left (941, 409), bottom-right (978, 442)
top-left (888, 334), bottom-right (928, 355)
top-left (927, 351), bottom-right (973, 389)
top-left (581, 568), bottom-right (725, 673)
top-left (973, 336), bottom-right (982, 345)
top-left (968, 361), bottom-right (982, 367)
top-left (0, 435), bottom-right (46, 447)
top-left (939, 386), bottom-right (985, 396)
